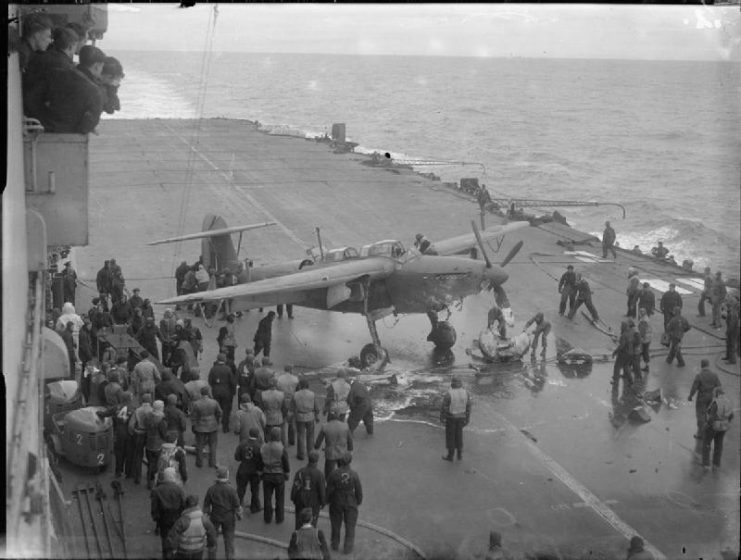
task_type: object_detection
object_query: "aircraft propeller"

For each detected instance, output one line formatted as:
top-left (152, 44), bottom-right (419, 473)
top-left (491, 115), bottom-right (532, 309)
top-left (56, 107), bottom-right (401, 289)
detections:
top-left (470, 221), bottom-right (523, 269)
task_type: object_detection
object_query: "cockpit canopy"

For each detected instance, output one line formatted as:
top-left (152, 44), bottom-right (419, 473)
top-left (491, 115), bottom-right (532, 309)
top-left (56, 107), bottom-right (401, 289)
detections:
top-left (324, 247), bottom-right (360, 262)
top-left (360, 240), bottom-right (407, 259)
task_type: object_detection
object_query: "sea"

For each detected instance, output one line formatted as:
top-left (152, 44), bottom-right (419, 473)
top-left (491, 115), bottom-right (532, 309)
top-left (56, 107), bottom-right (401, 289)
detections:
top-left (109, 51), bottom-right (741, 275)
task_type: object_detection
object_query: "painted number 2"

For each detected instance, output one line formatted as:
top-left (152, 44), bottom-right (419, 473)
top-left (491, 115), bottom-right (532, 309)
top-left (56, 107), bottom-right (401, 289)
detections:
top-left (97, 453), bottom-right (105, 465)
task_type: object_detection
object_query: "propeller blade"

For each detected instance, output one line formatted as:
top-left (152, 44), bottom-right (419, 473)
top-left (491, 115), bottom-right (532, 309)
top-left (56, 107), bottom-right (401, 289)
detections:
top-left (500, 240), bottom-right (523, 268)
top-left (471, 220), bottom-right (492, 268)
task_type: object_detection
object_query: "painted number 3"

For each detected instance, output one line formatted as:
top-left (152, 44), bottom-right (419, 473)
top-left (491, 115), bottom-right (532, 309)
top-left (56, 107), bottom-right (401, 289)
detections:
top-left (97, 453), bottom-right (105, 465)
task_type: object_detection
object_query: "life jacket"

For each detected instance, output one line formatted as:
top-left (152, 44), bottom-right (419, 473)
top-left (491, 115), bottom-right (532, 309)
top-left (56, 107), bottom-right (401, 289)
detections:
top-left (178, 509), bottom-right (207, 552)
top-left (447, 387), bottom-right (468, 417)
top-left (291, 526), bottom-right (323, 560)
top-left (329, 379), bottom-right (350, 415)
top-left (157, 444), bottom-right (182, 484)
top-left (708, 395), bottom-right (733, 432)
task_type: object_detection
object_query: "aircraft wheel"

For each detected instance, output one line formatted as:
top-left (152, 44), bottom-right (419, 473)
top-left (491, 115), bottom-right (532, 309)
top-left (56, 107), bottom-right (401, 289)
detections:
top-left (429, 321), bottom-right (457, 350)
top-left (360, 344), bottom-right (386, 369)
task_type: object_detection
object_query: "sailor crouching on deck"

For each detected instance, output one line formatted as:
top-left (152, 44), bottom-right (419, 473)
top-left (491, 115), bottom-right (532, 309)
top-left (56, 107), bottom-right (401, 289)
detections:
top-left (441, 376), bottom-right (472, 461)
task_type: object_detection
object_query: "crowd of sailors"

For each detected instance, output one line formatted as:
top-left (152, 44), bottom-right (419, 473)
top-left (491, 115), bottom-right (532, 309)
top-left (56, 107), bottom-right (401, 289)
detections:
top-left (48, 236), bottom-right (739, 559)
top-left (50, 258), bottom-right (373, 559)
top-left (15, 12), bottom-right (124, 134)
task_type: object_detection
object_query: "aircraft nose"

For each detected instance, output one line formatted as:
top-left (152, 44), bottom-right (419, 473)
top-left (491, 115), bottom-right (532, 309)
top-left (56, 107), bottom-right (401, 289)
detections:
top-left (485, 266), bottom-right (508, 286)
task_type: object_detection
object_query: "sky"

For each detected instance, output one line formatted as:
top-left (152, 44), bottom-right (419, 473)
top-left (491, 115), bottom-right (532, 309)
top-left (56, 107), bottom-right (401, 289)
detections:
top-left (103, 3), bottom-right (740, 61)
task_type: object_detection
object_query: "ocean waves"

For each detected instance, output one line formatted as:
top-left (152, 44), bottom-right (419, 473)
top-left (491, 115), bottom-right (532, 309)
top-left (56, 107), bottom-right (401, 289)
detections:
top-left (105, 51), bottom-right (740, 275)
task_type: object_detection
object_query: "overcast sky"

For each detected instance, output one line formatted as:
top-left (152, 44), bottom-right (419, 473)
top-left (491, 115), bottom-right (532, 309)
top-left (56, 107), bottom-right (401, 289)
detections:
top-left (103, 4), bottom-right (740, 61)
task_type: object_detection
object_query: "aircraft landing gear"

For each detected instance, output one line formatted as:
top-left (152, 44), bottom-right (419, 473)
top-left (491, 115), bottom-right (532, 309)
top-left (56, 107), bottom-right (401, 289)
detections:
top-left (360, 279), bottom-right (389, 370)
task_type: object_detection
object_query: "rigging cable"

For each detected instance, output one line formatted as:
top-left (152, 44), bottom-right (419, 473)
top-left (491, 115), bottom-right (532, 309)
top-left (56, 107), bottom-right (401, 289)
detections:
top-left (172, 4), bottom-right (219, 274)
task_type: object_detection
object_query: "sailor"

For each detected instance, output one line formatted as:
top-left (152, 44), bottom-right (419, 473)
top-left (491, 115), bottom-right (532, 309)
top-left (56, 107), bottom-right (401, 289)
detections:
top-left (150, 466), bottom-right (185, 560)
top-left (260, 427), bottom-right (291, 525)
top-left (217, 314), bottom-right (237, 362)
top-left (236, 349), bottom-right (256, 402)
top-left (261, 378), bottom-right (288, 446)
top-left (324, 369), bottom-right (351, 420)
top-left (131, 350), bottom-right (160, 398)
top-left (557, 264), bottom-right (577, 316)
top-left (659, 284), bottom-right (682, 332)
top-left (629, 318), bottom-right (643, 383)
top-left (601, 221), bottom-right (617, 260)
top-left (710, 271), bottom-right (727, 329)
top-left (414, 233), bottom-right (437, 255)
top-left (651, 241), bottom-right (669, 260)
top-left (487, 303), bottom-right (507, 339)
top-left (62, 261), bottom-right (78, 306)
top-left (314, 411), bottom-right (353, 479)
top-left (626, 268), bottom-right (641, 318)
top-left (346, 377), bottom-right (374, 436)
top-left (145, 400), bottom-right (169, 490)
top-left (252, 357), bottom-right (275, 408)
top-left (326, 452), bottom-right (363, 555)
top-left (203, 467), bottom-right (242, 560)
top-left (293, 377), bottom-right (321, 461)
top-left (665, 306), bottom-right (690, 368)
top-left (234, 427), bottom-right (263, 513)
top-left (567, 274), bottom-right (600, 322)
top-left (523, 312), bottom-right (551, 360)
top-left (290, 450), bottom-right (326, 529)
top-left (637, 307), bottom-right (653, 374)
top-left (253, 311), bottom-right (276, 359)
top-left (160, 309), bottom-right (179, 366)
top-left (195, 264), bottom-right (211, 292)
top-left (688, 359), bottom-right (721, 439)
top-left (209, 353), bottom-right (236, 434)
top-left (96, 260), bottom-right (113, 308)
top-left (233, 393), bottom-right (267, 445)
top-left (163, 393), bottom-right (188, 448)
top-left (697, 266), bottom-right (713, 317)
top-left (156, 432), bottom-right (188, 487)
top-left (611, 321), bottom-right (634, 388)
top-left (288, 507), bottom-right (331, 560)
top-left (167, 495), bottom-right (217, 560)
top-left (190, 386), bottom-right (223, 469)
top-left (175, 261), bottom-right (190, 296)
top-left (129, 287), bottom-right (143, 310)
top-left (440, 376), bottom-right (472, 461)
top-left (96, 390), bottom-right (134, 479)
top-left (129, 393), bottom-right (153, 485)
top-left (702, 386), bottom-right (734, 470)
top-left (637, 282), bottom-right (655, 317)
top-left (277, 365), bottom-right (300, 446)
top-left (723, 294), bottom-right (739, 364)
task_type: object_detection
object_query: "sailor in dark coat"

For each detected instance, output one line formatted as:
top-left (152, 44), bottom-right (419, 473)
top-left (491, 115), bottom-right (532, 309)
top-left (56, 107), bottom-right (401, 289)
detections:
top-left (290, 450), bottom-right (326, 529)
top-left (659, 284), bottom-right (683, 331)
top-left (254, 311), bottom-right (276, 359)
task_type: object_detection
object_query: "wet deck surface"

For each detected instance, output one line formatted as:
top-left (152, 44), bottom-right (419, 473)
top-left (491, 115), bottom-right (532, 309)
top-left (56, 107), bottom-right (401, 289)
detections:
top-left (60, 119), bottom-right (739, 559)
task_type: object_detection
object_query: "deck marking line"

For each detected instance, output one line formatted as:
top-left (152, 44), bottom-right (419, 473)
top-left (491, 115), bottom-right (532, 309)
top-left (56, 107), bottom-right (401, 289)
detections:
top-left (494, 411), bottom-right (667, 560)
top-left (170, 128), bottom-right (307, 250)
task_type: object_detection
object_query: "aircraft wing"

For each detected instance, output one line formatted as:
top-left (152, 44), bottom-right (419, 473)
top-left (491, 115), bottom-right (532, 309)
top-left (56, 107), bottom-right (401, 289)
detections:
top-left (148, 222), bottom-right (276, 245)
top-left (433, 221), bottom-right (529, 256)
top-left (157, 257), bottom-right (396, 306)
